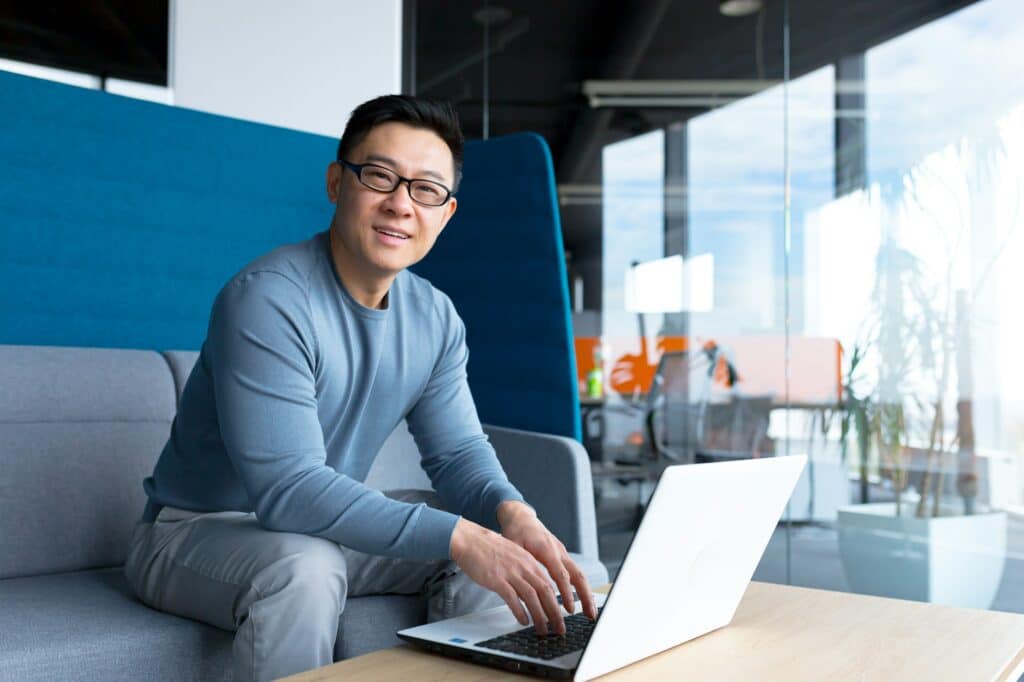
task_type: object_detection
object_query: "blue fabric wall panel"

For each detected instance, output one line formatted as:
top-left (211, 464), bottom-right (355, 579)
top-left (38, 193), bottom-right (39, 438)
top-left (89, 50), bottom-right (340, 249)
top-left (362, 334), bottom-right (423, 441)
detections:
top-left (1, 71), bottom-right (334, 351)
top-left (1, 72), bottom-right (578, 440)
top-left (414, 133), bottom-right (581, 440)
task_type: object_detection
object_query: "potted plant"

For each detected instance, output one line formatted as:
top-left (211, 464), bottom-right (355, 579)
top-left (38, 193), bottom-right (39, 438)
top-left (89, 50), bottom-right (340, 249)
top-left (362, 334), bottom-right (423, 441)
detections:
top-left (836, 286), bottom-right (1007, 608)
top-left (834, 125), bottom-right (1017, 609)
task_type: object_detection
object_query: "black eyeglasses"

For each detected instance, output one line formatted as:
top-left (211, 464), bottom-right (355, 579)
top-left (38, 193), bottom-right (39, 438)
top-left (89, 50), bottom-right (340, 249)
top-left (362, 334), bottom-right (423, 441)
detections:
top-left (338, 160), bottom-right (454, 207)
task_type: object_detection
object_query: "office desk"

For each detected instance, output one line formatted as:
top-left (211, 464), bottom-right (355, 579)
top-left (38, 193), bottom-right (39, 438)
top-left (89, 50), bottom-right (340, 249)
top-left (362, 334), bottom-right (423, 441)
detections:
top-left (283, 581), bottom-right (1024, 681)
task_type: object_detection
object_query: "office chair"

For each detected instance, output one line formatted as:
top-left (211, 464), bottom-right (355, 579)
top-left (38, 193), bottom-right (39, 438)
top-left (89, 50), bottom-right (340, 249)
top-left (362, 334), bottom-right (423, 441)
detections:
top-left (696, 395), bottom-right (774, 462)
top-left (598, 345), bottom-right (771, 531)
top-left (638, 346), bottom-right (773, 464)
top-left (642, 350), bottom-right (713, 464)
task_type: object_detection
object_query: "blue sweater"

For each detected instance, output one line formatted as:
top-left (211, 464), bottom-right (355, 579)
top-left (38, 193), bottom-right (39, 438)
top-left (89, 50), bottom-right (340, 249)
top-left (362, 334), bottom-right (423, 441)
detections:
top-left (142, 230), bottom-right (524, 560)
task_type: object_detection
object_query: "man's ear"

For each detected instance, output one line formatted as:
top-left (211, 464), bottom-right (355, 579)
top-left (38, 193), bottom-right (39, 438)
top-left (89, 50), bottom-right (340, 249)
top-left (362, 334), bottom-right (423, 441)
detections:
top-left (438, 196), bottom-right (458, 233)
top-left (326, 162), bottom-right (342, 203)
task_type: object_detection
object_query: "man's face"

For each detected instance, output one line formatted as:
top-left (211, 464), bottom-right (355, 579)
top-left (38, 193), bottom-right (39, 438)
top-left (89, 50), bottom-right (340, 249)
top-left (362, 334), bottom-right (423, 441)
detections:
top-left (327, 122), bottom-right (458, 280)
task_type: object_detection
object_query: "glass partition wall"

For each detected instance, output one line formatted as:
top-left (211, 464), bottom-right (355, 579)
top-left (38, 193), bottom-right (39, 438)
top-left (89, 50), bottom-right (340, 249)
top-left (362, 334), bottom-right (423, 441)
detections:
top-left (793, 0), bottom-right (1024, 609)
top-left (410, 0), bottom-right (1024, 612)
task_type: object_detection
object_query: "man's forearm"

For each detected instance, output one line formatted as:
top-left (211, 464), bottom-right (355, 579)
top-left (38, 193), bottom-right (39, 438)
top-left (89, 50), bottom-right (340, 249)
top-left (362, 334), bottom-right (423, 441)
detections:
top-left (420, 436), bottom-right (526, 528)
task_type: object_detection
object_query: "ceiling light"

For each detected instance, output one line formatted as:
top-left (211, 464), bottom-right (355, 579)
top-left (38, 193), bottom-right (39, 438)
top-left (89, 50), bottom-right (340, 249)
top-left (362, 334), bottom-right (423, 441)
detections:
top-left (473, 5), bottom-right (511, 26)
top-left (719, 0), bottom-right (763, 17)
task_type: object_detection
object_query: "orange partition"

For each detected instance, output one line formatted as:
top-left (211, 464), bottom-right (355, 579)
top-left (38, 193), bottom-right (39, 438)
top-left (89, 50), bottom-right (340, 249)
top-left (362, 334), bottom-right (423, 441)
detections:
top-left (575, 335), bottom-right (842, 405)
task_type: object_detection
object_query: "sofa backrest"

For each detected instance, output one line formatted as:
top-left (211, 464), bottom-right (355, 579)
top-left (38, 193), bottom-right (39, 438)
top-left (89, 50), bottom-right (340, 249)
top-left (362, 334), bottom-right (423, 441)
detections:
top-left (0, 345), bottom-right (434, 580)
top-left (0, 345), bottom-right (177, 580)
top-left (163, 350), bottom-right (200, 405)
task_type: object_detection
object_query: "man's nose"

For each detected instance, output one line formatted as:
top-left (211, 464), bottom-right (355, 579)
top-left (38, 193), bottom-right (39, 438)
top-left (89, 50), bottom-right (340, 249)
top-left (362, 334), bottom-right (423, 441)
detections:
top-left (382, 182), bottom-right (415, 215)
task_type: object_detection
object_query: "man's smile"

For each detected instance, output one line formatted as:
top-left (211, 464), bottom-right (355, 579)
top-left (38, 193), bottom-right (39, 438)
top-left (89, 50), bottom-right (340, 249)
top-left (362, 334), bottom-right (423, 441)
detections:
top-left (373, 225), bottom-right (411, 240)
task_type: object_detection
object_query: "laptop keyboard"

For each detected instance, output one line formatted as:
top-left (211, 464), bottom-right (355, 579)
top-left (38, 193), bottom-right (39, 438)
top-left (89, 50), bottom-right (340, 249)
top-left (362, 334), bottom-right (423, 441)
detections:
top-left (475, 611), bottom-right (600, 660)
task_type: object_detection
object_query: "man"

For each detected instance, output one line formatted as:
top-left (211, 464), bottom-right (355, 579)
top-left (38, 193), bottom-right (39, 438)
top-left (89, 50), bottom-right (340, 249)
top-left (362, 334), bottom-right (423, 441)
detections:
top-left (125, 95), bottom-right (599, 681)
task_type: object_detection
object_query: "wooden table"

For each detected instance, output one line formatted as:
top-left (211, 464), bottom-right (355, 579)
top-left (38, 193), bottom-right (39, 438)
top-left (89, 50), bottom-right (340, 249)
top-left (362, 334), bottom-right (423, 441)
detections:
top-left (283, 581), bottom-right (1024, 681)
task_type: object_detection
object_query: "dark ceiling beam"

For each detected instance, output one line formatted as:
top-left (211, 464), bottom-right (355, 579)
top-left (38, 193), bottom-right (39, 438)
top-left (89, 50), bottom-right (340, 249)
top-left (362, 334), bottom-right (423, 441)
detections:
top-left (556, 0), bottom-right (673, 185)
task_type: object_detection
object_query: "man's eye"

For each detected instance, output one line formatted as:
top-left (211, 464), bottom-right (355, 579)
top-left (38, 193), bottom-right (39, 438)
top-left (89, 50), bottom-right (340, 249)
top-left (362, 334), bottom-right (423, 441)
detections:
top-left (367, 169), bottom-right (393, 181)
top-left (416, 184), bottom-right (441, 196)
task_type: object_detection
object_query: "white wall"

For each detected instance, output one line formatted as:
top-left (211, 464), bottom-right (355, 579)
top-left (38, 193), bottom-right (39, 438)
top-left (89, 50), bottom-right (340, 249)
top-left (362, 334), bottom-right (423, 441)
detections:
top-left (170, 0), bottom-right (402, 137)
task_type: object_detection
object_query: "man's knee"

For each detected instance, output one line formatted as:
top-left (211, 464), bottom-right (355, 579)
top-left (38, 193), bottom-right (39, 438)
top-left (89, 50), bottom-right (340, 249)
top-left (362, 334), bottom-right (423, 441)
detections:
top-left (253, 535), bottom-right (349, 610)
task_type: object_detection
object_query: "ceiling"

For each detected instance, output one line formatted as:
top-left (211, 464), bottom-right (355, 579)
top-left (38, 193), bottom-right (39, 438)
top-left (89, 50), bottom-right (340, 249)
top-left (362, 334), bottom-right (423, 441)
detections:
top-left (414, 0), bottom-right (978, 258)
top-left (0, 0), bottom-right (979, 254)
top-left (413, 0), bottom-right (977, 186)
top-left (0, 1), bottom-right (167, 84)
top-left (0, 1), bottom-right (978, 164)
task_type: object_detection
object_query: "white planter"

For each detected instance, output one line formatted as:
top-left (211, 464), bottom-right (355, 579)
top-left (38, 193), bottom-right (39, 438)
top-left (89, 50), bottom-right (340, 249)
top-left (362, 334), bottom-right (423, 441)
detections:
top-left (786, 457), bottom-right (850, 523)
top-left (837, 502), bottom-right (1007, 609)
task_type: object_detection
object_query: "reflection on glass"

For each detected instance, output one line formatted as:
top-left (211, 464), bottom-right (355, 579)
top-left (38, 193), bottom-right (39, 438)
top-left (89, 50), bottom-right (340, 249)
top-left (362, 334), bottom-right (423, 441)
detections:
top-left (794, 0), bottom-right (1024, 610)
top-left (600, 129), bottom-right (665, 409)
top-left (413, 0), bottom-right (1024, 611)
top-left (624, 253), bottom-right (714, 314)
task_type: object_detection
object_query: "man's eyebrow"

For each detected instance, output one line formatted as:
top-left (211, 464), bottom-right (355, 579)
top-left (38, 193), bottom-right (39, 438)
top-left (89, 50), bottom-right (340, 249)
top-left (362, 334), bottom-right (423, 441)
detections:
top-left (364, 153), bottom-right (448, 183)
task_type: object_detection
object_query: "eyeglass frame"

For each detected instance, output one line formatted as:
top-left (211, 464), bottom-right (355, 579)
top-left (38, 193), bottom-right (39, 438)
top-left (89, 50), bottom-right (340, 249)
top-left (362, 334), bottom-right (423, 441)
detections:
top-left (337, 159), bottom-right (455, 207)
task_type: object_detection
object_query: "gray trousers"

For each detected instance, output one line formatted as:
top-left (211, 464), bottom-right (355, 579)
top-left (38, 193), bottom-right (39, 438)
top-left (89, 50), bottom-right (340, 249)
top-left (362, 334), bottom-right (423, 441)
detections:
top-left (124, 490), bottom-right (502, 682)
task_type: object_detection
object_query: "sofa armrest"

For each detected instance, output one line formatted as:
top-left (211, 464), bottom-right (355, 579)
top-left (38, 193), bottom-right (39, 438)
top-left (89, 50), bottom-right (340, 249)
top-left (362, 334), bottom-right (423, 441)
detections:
top-left (483, 424), bottom-right (599, 559)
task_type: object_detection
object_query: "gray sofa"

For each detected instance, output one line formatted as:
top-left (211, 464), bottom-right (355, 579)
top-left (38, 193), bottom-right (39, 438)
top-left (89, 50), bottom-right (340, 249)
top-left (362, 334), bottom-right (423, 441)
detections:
top-left (0, 344), bottom-right (607, 681)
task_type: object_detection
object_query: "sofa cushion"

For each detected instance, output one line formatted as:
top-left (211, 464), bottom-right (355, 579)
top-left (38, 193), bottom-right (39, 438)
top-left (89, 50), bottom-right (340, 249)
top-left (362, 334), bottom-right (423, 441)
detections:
top-left (0, 345), bottom-right (176, 579)
top-left (0, 567), bottom-right (436, 680)
top-left (0, 568), bottom-right (233, 682)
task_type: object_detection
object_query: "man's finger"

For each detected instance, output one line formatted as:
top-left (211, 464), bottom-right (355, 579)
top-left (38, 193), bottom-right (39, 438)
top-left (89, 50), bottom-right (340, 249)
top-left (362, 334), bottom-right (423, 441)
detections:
top-left (498, 583), bottom-right (529, 626)
top-left (533, 545), bottom-right (576, 615)
top-left (567, 559), bottom-right (598, 620)
top-left (512, 575), bottom-right (552, 636)
top-left (552, 562), bottom-right (575, 615)
top-left (528, 569), bottom-right (566, 636)
top-left (577, 579), bottom-right (598, 621)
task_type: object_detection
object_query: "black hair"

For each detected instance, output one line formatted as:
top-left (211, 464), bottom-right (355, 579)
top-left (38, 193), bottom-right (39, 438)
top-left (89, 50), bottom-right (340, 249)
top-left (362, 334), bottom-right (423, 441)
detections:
top-left (336, 95), bottom-right (465, 192)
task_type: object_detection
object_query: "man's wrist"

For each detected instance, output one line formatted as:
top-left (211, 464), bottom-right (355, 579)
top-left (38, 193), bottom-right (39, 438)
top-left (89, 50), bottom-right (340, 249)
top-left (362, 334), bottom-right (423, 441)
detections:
top-left (449, 517), bottom-right (467, 561)
top-left (496, 500), bottom-right (536, 530)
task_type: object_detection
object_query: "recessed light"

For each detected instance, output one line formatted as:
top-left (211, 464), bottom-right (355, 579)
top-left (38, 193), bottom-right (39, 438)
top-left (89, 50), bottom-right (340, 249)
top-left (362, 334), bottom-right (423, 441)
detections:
top-left (473, 5), bottom-right (511, 26)
top-left (720, 0), bottom-right (763, 17)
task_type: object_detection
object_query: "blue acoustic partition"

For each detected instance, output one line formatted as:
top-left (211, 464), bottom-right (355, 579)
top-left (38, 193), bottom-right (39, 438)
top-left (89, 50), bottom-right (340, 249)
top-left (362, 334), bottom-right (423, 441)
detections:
top-left (0, 70), bottom-right (335, 351)
top-left (413, 134), bottom-right (581, 441)
top-left (0, 71), bottom-right (579, 440)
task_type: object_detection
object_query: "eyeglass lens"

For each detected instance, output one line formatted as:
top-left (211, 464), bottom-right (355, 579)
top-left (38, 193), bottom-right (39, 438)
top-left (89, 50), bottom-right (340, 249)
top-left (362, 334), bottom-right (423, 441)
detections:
top-left (359, 165), bottom-right (448, 206)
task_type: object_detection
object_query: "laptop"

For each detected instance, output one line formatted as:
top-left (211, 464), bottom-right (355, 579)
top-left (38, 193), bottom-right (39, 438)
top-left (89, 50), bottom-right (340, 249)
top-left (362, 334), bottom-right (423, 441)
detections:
top-left (398, 454), bottom-right (807, 680)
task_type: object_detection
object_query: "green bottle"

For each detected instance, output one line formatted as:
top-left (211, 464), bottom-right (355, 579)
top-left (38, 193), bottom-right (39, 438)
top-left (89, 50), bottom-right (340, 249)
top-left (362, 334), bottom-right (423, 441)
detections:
top-left (586, 346), bottom-right (604, 399)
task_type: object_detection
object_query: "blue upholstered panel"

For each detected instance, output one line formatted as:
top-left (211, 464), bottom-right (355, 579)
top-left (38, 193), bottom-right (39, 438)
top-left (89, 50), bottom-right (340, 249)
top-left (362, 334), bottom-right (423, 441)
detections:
top-left (0, 72), bottom-right (578, 440)
top-left (413, 134), bottom-right (581, 440)
top-left (0, 70), bottom-right (334, 351)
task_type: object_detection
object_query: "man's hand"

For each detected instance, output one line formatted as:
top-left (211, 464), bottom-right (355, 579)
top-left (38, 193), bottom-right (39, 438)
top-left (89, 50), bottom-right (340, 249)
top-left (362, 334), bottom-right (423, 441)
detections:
top-left (496, 501), bottom-right (598, 625)
top-left (450, 517), bottom-right (570, 635)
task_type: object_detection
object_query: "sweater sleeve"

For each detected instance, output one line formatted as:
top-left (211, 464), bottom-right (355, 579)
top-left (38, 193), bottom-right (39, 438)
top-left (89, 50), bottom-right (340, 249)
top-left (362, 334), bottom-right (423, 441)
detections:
top-left (405, 293), bottom-right (526, 530)
top-left (207, 271), bottom-right (460, 559)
